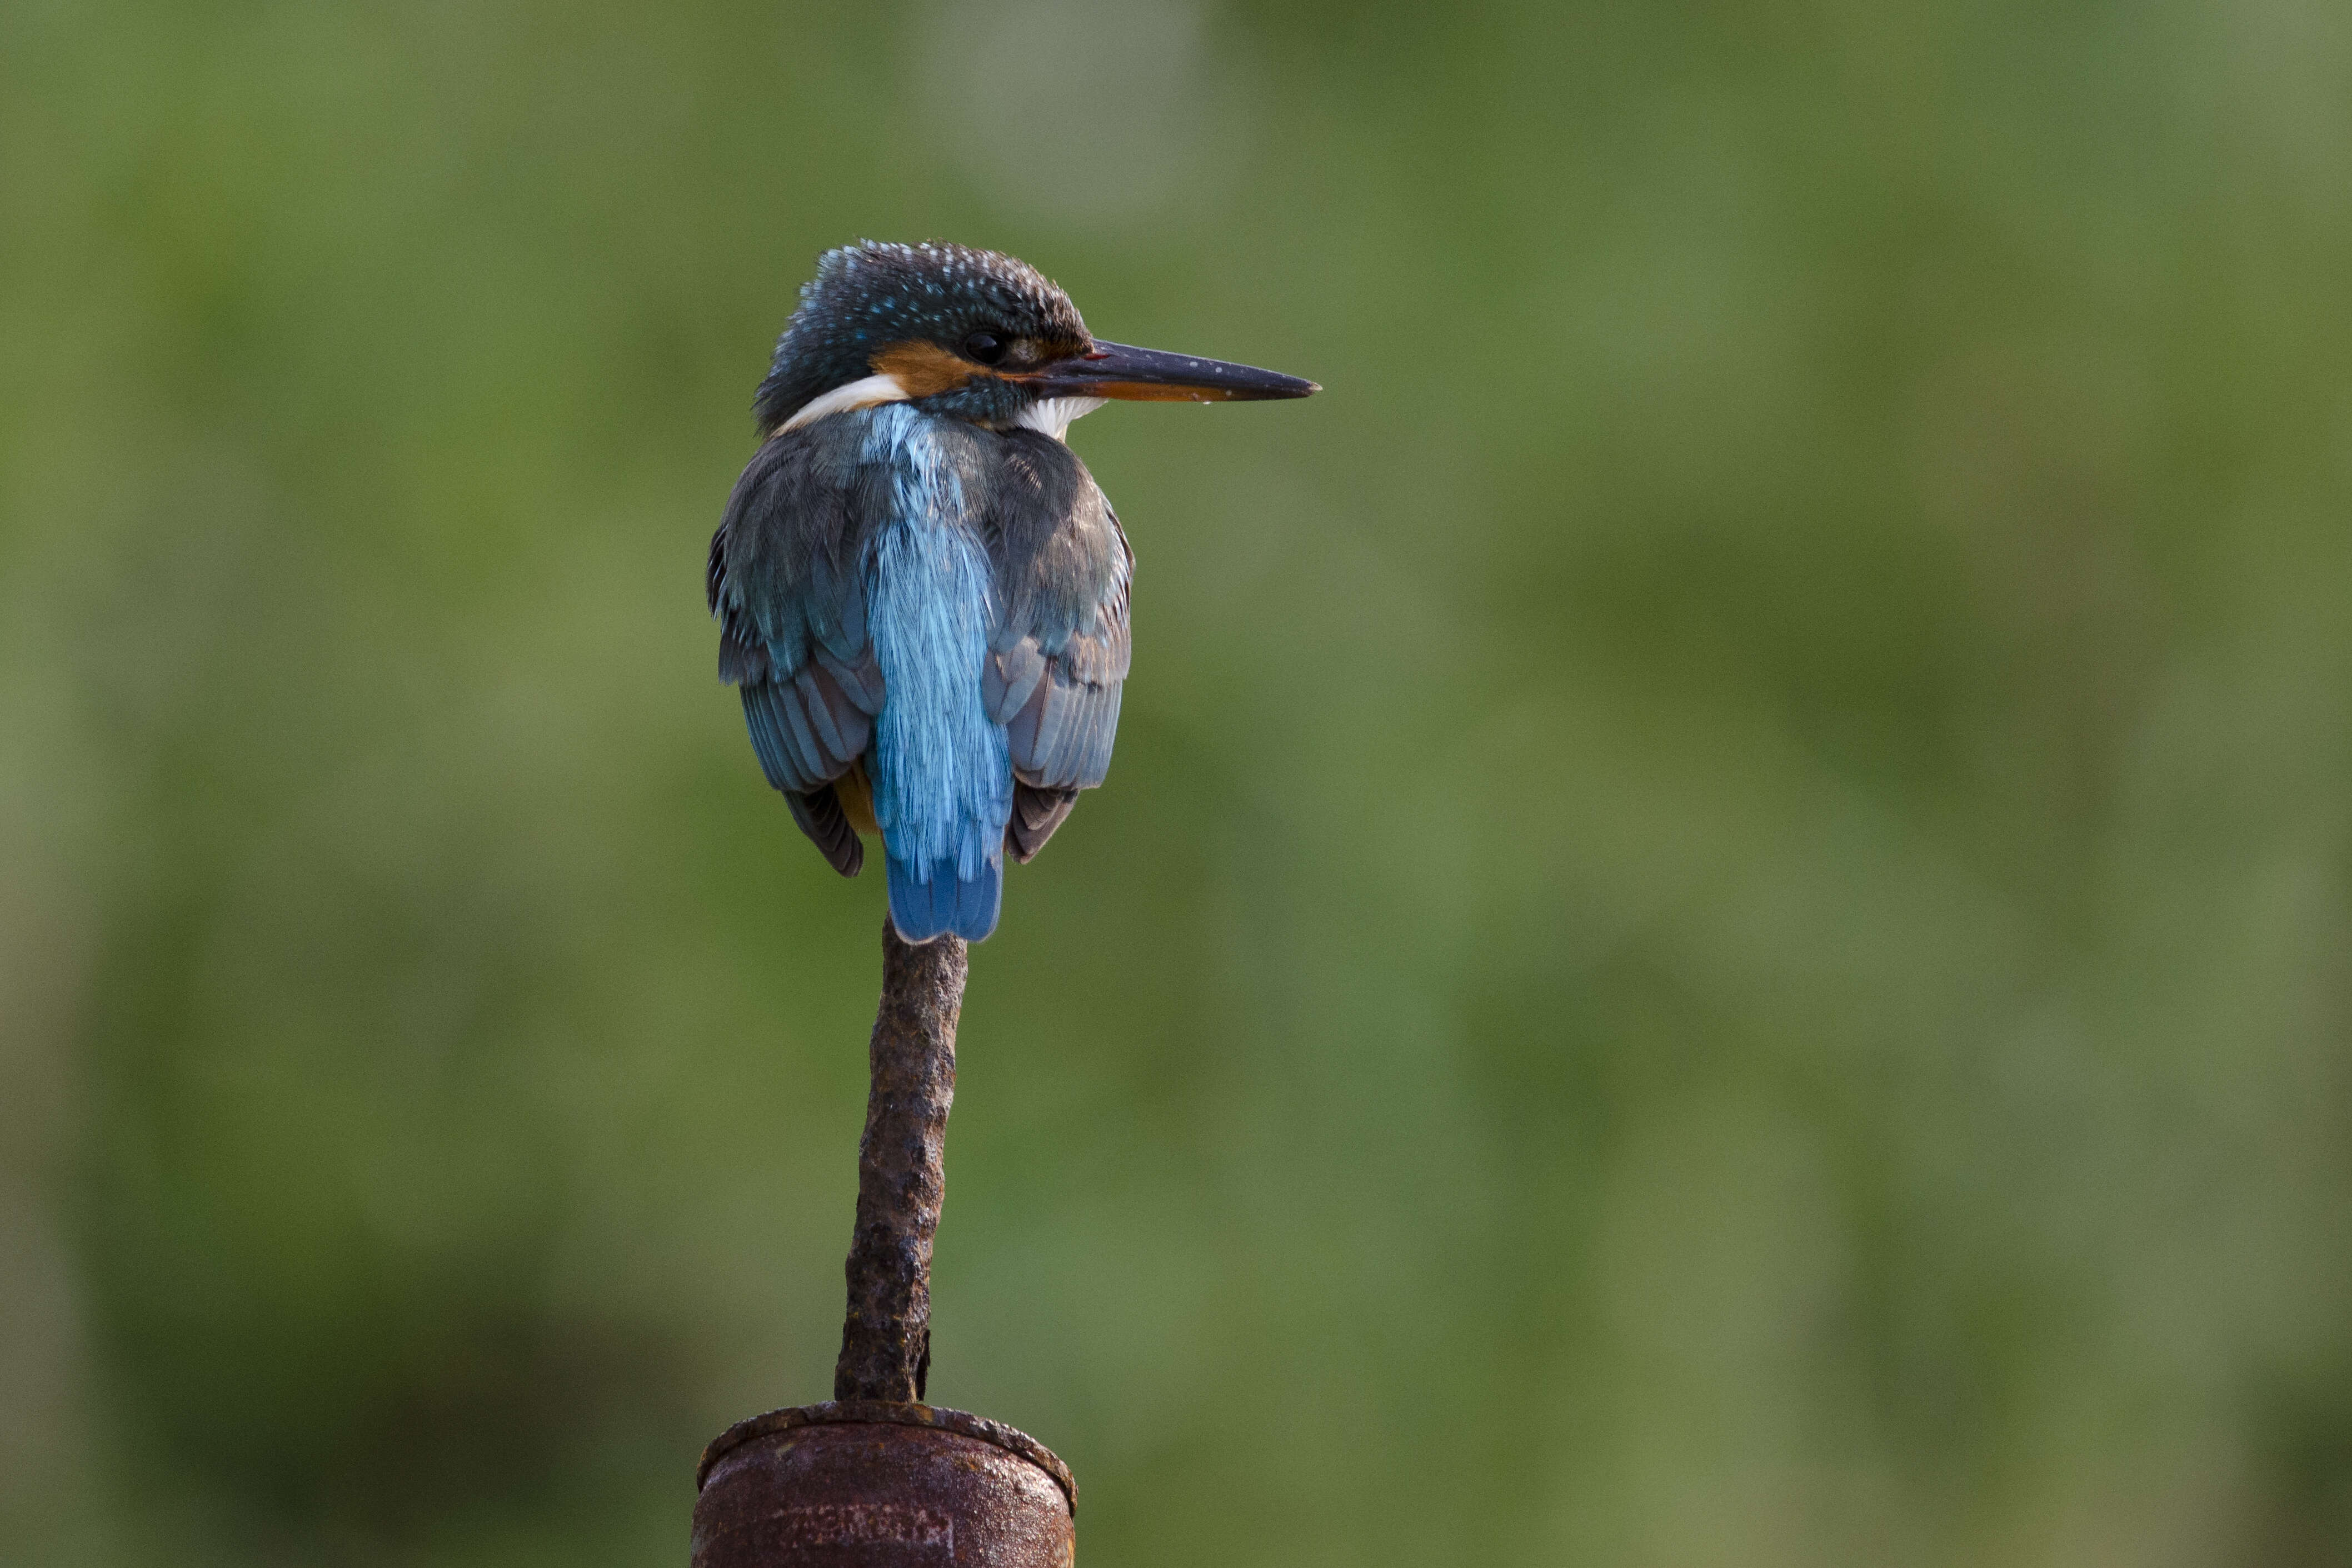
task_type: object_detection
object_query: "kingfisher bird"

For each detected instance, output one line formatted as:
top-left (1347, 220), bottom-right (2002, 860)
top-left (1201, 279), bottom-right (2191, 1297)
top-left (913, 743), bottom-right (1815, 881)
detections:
top-left (708, 241), bottom-right (1316, 943)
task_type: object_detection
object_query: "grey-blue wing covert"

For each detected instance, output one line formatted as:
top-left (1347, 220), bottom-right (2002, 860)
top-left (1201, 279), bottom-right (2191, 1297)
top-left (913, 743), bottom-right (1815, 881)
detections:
top-left (708, 421), bottom-right (888, 875)
top-left (977, 429), bottom-right (1132, 862)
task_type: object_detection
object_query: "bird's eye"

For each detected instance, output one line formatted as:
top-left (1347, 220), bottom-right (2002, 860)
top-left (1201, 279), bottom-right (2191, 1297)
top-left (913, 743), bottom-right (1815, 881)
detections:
top-left (963, 331), bottom-right (1006, 366)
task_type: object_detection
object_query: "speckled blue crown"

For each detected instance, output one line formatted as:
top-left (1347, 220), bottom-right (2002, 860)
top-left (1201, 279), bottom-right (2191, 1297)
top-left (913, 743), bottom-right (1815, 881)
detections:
top-left (752, 242), bottom-right (1090, 431)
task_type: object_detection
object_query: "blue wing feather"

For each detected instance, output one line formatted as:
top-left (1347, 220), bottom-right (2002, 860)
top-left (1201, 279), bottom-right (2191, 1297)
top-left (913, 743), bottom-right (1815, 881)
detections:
top-left (982, 434), bottom-right (1131, 811)
top-left (713, 414), bottom-right (1131, 932)
top-left (712, 423), bottom-right (883, 876)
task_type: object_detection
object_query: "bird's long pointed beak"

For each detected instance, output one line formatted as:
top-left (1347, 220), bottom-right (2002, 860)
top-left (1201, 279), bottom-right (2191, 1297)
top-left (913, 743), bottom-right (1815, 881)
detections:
top-left (1013, 340), bottom-right (1319, 402)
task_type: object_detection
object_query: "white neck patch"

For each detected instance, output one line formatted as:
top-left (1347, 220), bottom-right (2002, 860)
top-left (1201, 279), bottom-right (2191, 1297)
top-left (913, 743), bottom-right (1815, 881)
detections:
top-left (775, 378), bottom-right (1106, 445)
top-left (775, 372), bottom-right (911, 435)
top-left (1013, 396), bottom-right (1107, 443)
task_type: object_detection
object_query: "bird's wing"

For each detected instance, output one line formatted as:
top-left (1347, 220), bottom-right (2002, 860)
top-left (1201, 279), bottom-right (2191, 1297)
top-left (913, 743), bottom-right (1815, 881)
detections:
top-left (709, 421), bottom-right (887, 875)
top-left (978, 431), bottom-right (1132, 862)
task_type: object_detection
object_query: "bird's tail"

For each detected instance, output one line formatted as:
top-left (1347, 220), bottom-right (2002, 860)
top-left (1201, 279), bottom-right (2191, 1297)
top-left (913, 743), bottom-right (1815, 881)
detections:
top-left (886, 853), bottom-right (1002, 943)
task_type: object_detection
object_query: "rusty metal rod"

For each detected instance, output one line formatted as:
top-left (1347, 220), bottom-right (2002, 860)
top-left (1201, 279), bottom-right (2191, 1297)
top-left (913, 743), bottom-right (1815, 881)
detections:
top-left (833, 920), bottom-right (967, 1403)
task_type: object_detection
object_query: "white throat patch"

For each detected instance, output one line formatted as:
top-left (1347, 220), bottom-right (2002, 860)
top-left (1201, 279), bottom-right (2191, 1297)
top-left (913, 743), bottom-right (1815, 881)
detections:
top-left (1013, 396), bottom-right (1107, 443)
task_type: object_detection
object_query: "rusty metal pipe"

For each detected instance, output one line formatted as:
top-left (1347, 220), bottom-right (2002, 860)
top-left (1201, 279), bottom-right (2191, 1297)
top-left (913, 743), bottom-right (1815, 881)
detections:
top-left (694, 1403), bottom-right (1073, 1566)
top-left (836, 920), bottom-right (965, 1402)
top-left (691, 922), bottom-right (1075, 1564)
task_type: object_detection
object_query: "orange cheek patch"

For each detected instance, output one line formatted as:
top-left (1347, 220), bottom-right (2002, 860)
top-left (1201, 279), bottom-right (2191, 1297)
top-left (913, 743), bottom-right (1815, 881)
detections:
top-left (871, 341), bottom-right (982, 398)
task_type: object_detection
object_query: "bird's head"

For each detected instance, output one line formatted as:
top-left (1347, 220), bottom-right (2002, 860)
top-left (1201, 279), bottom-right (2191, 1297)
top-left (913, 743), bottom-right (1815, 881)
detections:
top-left (753, 241), bottom-right (1317, 440)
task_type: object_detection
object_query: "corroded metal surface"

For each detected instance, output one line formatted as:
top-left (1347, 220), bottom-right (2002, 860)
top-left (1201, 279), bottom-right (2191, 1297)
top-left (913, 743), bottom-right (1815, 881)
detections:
top-left (698, 1402), bottom-right (1076, 1507)
top-left (836, 922), bottom-right (967, 1404)
top-left (692, 1404), bottom-right (1074, 1567)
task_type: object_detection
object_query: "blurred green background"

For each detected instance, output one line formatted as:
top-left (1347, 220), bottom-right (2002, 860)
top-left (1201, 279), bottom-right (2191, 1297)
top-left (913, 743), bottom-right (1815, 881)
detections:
top-left (6, 1), bottom-right (2351, 1562)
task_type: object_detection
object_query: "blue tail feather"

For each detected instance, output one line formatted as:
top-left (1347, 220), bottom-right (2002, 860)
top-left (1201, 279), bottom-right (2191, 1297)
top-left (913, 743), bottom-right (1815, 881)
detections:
top-left (887, 853), bottom-right (1002, 943)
